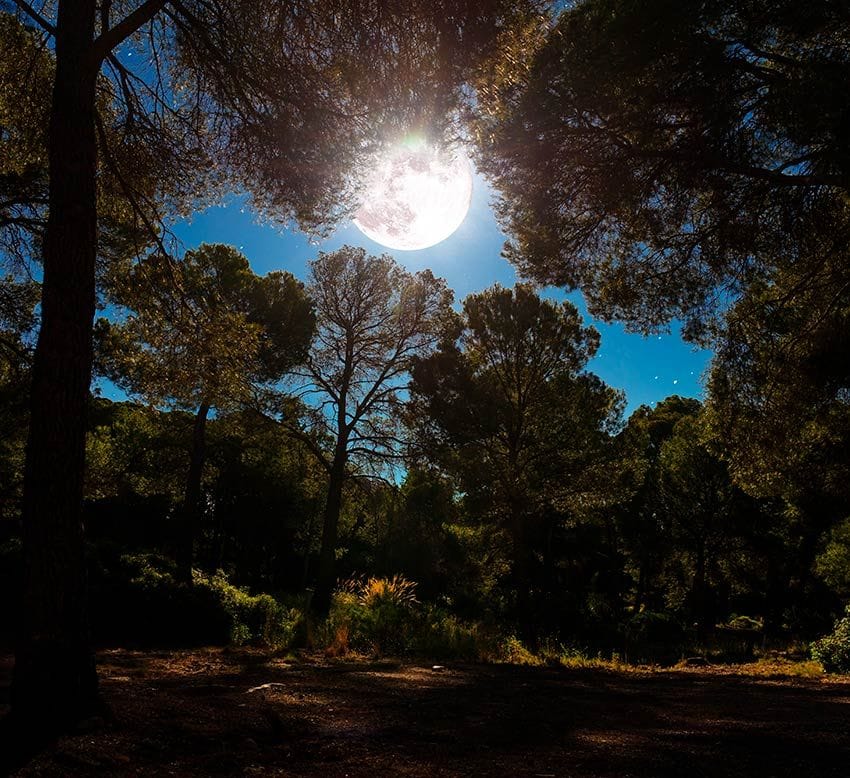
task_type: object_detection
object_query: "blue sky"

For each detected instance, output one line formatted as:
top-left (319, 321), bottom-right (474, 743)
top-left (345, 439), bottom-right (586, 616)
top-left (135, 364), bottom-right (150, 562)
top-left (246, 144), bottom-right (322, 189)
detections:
top-left (168, 168), bottom-right (711, 419)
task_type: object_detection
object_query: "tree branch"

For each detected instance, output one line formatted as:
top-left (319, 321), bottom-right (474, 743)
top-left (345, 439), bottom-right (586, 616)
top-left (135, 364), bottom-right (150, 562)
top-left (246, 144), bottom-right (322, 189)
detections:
top-left (89, 0), bottom-right (166, 66)
top-left (11, 0), bottom-right (55, 36)
top-left (93, 110), bottom-right (169, 258)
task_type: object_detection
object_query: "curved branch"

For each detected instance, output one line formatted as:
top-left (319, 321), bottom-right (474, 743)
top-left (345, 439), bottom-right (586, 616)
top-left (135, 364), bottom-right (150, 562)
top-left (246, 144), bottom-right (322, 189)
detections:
top-left (11, 0), bottom-right (56, 36)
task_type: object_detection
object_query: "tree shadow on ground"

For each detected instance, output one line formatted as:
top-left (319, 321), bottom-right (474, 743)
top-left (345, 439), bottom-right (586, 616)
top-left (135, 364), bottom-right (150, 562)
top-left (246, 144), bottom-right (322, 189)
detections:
top-left (1, 649), bottom-right (849, 776)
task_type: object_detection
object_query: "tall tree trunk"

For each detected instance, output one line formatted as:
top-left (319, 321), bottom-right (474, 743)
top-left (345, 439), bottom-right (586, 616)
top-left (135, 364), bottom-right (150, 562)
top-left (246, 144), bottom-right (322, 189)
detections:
top-left (633, 556), bottom-right (647, 612)
top-left (12, 0), bottom-right (101, 733)
top-left (541, 508), bottom-right (557, 634)
top-left (508, 500), bottom-right (536, 649)
top-left (176, 402), bottom-right (210, 584)
top-left (693, 543), bottom-right (707, 641)
top-left (312, 449), bottom-right (346, 615)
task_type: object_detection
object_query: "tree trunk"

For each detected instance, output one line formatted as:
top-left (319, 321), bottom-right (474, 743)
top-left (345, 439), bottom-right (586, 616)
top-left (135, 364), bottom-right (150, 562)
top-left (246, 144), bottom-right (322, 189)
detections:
top-left (540, 508), bottom-right (557, 634)
top-left (633, 557), bottom-right (647, 612)
top-left (12, 0), bottom-right (101, 734)
top-left (176, 402), bottom-right (210, 584)
top-left (312, 450), bottom-right (346, 615)
top-left (693, 544), bottom-right (707, 640)
top-left (508, 502), bottom-right (536, 649)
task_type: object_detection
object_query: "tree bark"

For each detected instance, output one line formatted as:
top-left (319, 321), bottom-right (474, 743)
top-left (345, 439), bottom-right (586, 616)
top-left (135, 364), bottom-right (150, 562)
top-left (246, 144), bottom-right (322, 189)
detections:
top-left (508, 500), bottom-right (537, 648)
top-left (12, 0), bottom-right (101, 733)
top-left (176, 402), bottom-right (210, 584)
top-left (633, 561), bottom-right (647, 613)
top-left (312, 447), bottom-right (347, 615)
top-left (693, 543), bottom-right (707, 640)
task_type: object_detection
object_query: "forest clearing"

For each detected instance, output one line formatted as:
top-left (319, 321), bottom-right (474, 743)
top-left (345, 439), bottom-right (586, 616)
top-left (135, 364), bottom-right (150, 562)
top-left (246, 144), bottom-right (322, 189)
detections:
top-left (2, 649), bottom-right (849, 777)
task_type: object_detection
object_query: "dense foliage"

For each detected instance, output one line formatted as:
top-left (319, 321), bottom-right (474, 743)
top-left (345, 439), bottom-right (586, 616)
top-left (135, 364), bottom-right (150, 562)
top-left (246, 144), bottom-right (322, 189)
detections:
top-left (465, 0), bottom-right (850, 666)
top-left (2, 261), bottom-right (846, 668)
top-left (473, 0), bottom-right (850, 337)
top-left (812, 606), bottom-right (850, 673)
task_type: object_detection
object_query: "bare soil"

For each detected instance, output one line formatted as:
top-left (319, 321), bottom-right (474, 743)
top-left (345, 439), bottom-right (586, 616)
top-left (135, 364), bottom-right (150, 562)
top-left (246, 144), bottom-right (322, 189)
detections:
top-left (1, 648), bottom-right (849, 777)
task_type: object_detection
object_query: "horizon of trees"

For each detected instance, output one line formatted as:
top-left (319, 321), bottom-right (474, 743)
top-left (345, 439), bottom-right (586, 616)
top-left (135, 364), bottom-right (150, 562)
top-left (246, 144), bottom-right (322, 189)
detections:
top-left (2, 241), bottom-right (846, 653)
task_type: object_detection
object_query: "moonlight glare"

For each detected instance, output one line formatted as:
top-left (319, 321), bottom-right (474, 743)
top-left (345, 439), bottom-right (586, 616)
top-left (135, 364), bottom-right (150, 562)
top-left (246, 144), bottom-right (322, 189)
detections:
top-left (353, 139), bottom-right (473, 251)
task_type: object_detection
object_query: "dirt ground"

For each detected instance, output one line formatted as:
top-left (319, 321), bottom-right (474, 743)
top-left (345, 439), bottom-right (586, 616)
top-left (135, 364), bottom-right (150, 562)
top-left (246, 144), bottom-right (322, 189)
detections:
top-left (1, 648), bottom-right (849, 777)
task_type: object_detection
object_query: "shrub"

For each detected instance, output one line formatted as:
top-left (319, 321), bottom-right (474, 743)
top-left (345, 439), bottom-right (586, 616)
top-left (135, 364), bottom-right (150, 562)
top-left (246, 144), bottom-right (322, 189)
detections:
top-left (726, 615), bottom-right (763, 631)
top-left (497, 635), bottom-right (542, 666)
top-left (327, 575), bottom-right (419, 655)
top-left (90, 552), bottom-right (302, 648)
top-left (321, 590), bottom-right (368, 655)
top-left (323, 575), bottom-right (487, 659)
top-left (410, 605), bottom-right (486, 660)
top-left (811, 606), bottom-right (850, 673)
top-left (201, 572), bottom-right (302, 647)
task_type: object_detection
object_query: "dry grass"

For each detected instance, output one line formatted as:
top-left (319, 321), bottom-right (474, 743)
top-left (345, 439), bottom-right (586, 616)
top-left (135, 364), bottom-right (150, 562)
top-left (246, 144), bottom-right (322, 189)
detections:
top-left (337, 574), bottom-right (419, 607)
top-left (672, 657), bottom-right (828, 679)
top-left (556, 652), bottom-right (639, 673)
top-left (494, 640), bottom-right (837, 680)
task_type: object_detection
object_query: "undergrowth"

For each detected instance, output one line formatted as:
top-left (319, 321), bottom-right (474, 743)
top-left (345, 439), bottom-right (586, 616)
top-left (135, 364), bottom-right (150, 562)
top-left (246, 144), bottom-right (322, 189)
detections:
top-left (811, 606), bottom-right (850, 674)
top-left (87, 557), bottom-right (839, 678)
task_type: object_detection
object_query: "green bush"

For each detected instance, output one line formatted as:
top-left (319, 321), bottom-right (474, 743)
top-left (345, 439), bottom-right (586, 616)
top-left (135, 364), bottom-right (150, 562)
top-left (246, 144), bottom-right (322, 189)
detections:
top-left (410, 605), bottom-right (485, 660)
top-left (90, 552), bottom-right (301, 648)
top-left (201, 571), bottom-right (302, 646)
top-left (811, 606), bottom-right (850, 673)
top-left (726, 615), bottom-right (763, 631)
top-left (497, 635), bottom-right (542, 665)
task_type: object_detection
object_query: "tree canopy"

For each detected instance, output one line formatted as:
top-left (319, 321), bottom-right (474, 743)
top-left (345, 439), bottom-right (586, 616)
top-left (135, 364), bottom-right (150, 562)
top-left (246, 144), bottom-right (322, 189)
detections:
top-left (473, 0), bottom-right (850, 337)
top-left (410, 284), bottom-right (622, 636)
top-left (706, 244), bottom-right (850, 504)
top-left (97, 244), bottom-right (314, 413)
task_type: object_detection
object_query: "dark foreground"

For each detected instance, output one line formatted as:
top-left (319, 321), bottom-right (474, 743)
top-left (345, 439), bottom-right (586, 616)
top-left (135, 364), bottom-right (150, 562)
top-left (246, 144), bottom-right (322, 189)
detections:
top-left (1, 649), bottom-right (849, 777)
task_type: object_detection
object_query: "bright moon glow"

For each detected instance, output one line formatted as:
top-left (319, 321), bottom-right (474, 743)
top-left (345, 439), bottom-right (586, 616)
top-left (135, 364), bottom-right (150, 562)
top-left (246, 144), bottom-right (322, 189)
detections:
top-left (354, 139), bottom-right (473, 251)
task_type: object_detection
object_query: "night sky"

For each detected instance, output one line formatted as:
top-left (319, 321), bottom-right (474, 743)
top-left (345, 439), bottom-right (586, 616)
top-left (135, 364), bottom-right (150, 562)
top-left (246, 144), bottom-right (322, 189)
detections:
top-left (165, 166), bottom-right (711, 418)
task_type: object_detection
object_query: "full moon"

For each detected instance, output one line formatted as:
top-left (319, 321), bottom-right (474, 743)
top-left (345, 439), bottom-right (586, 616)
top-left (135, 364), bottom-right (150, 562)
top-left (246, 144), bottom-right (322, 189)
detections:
top-left (353, 139), bottom-right (473, 251)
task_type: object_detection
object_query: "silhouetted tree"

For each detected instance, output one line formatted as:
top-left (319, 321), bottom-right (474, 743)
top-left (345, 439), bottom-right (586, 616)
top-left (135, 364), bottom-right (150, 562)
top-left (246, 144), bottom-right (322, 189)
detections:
top-left (658, 414), bottom-right (740, 636)
top-left (410, 284), bottom-right (622, 638)
top-left (96, 243), bottom-right (313, 581)
top-left (613, 396), bottom-right (702, 613)
top-left (281, 246), bottom-right (453, 613)
top-left (706, 244), bottom-right (850, 506)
